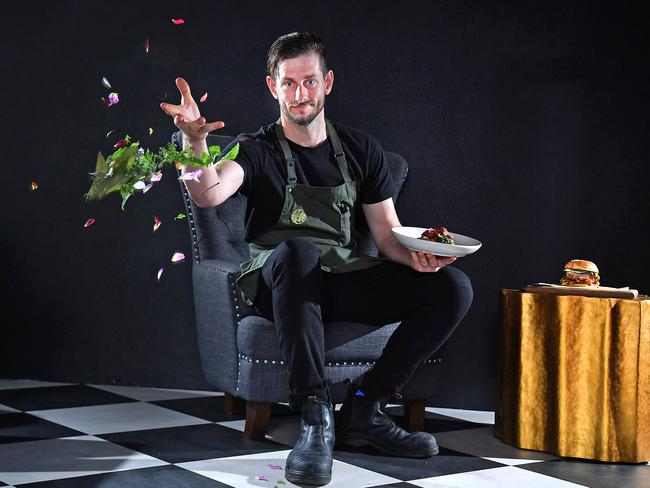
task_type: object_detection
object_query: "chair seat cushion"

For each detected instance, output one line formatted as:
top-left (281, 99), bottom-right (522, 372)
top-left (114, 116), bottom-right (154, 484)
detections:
top-left (237, 316), bottom-right (399, 363)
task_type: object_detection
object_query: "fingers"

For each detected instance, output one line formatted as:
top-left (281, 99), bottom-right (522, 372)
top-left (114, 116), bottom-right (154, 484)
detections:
top-left (176, 77), bottom-right (194, 105)
top-left (410, 251), bottom-right (458, 272)
top-left (160, 102), bottom-right (183, 116)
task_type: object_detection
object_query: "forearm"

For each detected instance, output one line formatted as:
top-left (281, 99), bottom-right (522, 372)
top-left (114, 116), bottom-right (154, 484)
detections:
top-left (181, 136), bottom-right (223, 207)
top-left (375, 231), bottom-right (412, 267)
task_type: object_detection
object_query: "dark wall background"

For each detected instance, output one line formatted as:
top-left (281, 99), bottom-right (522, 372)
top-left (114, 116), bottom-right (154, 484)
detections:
top-left (2, 1), bottom-right (648, 410)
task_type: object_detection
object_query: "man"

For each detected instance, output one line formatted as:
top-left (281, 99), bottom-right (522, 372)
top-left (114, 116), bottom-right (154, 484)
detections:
top-left (161, 32), bottom-right (473, 486)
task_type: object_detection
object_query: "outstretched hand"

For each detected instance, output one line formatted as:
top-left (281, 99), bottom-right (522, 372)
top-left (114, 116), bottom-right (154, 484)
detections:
top-left (160, 77), bottom-right (225, 143)
top-left (409, 251), bottom-right (457, 273)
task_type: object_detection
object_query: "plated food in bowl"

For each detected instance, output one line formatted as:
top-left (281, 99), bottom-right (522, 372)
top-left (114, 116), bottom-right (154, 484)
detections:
top-left (392, 227), bottom-right (482, 257)
top-left (419, 226), bottom-right (455, 245)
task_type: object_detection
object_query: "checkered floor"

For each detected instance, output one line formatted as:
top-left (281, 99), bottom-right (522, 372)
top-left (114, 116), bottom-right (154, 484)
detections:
top-left (1, 380), bottom-right (648, 487)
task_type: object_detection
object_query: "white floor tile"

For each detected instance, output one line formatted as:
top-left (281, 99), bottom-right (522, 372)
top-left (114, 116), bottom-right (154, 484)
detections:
top-left (426, 407), bottom-right (495, 425)
top-left (0, 379), bottom-right (74, 391)
top-left (409, 465), bottom-right (589, 487)
top-left (88, 384), bottom-right (224, 401)
top-left (177, 450), bottom-right (400, 488)
top-left (218, 415), bottom-right (298, 447)
top-left (482, 457), bottom-right (546, 466)
top-left (0, 435), bottom-right (167, 485)
top-left (28, 402), bottom-right (212, 435)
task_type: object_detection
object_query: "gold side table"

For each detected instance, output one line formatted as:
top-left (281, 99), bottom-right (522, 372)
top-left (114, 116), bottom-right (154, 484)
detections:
top-left (495, 290), bottom-right (649, 462)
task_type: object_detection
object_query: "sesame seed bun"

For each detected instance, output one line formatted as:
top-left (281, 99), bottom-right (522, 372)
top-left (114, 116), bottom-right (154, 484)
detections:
top-left (564, 259), bottom-right (599, 273)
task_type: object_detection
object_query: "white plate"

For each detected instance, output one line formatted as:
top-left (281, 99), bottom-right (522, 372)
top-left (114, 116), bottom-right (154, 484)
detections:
top-left (391, 227), bottom-right (482, 257)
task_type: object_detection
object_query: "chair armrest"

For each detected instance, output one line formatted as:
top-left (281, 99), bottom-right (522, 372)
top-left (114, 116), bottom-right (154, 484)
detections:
top-left (191, 259), bottom-right (253, 392)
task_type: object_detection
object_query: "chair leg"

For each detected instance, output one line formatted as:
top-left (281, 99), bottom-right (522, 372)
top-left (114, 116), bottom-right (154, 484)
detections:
top-left (403, 399), bottom-right (426, 432)
top-left (223, 393), bottom-right (245, 416)
top-left (244, 402), bottom-right (271, 440)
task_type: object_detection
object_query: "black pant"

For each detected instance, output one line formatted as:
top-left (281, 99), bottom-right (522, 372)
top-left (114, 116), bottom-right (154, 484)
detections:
top-left (253, 238), bottom-right (473, 410)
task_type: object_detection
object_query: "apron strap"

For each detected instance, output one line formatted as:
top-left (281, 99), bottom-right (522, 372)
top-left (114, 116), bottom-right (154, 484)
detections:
top-left (325, 120), bottom-right (353, 184)
top-left (274, 121), bottom-right (298, 185)
top-left (274, 120), bottom-right (354, 185)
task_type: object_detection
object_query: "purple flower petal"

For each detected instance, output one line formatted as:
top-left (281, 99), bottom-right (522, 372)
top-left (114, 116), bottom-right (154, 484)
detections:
top-left (150, 173), bottom-right (163, 182)
top-left (84, 218), bottom-right (96, 228)
top-left (143, 182), bottom-right (154, 193)
top-left (108, 92), bottom-right (119, 105)
top-left (171, 252), bottom-right (185, 263)
top-left (268, 464), bottom-right (283, 470)
top-left (157, 267), bottom-right (164, 281)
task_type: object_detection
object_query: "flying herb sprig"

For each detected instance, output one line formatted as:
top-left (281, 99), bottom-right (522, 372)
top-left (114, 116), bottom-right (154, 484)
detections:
top-left (85, 135), bottom-right (239, 210)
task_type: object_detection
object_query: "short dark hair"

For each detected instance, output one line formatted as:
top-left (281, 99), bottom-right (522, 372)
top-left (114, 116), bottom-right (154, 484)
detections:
top-left (267, 32), bottom-right (329, 80)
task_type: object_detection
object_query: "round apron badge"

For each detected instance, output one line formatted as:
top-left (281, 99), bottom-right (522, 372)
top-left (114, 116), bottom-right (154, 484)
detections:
top-left (291, 208), bottom-right (307, 224)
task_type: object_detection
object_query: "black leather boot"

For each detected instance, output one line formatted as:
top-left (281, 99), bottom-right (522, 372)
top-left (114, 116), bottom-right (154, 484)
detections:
top-left (285, 395), bottom-right (334, 486)
top-left (336, 387), bottom-right (438, 458)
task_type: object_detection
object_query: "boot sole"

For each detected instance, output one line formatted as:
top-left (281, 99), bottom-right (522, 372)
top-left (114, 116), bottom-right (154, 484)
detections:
top-left (285, 469), bottom-right (332, 486)
top-left (336, 435), bottom-right (439, 458)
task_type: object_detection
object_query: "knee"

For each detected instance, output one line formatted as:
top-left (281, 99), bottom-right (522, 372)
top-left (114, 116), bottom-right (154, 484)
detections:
top-left (440, 266), bottom-right (474, 314)
top-left (272, 239), bottom-right (321, 275)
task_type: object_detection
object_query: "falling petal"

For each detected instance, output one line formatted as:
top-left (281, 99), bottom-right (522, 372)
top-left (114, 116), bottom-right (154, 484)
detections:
top-left (200, 92), bottom-right (208, 103)
top-left (143, 182), bottom-right (154, 193)
top-left (101, 97), bottom-right (110, 107)
top-left (175, 161), bottom-right (182, 170)
top-left (101, 76), bottom-right (111, 90)
top-left (148, 127), bottom-right (154, 136)
top-left (114, 138), bottom-right (128, 149)
top-left (150, 172), bottom-right (163, 182)
top-left (157, 267), bottom-right (164, 281)
top-left (106, 129), bottom-right (116, 138)
top-left (174, 213), bottom-right (186, 220)
top-left (171, 18), bottom-right (185, 24)
top-left (133, 181), bottom-right (146, 190)
top-left (84, 218), bottom-right (96, 228)
top-left (171, 252), bottom-right (185, 263)
top-left (254, 475), bottom-right (268, 481)
top-left (145, 38), bottom-right (150, 53)
top-left (268, 464), bottom-right (282, 470)
top-left (30, 181), bottom-right (38, 191)
top-left (153, 215), bottom-right (162, 232)
top-left (108, 92), bottom-right (120, 105)
top-left (179, 169), bottom-right (203, 182)
top-left (138, 147), bottom-right (145, 154)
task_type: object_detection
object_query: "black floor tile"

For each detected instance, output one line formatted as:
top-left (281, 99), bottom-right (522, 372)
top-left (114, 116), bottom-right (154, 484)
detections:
top-left (16, 465), bottom-right (232, 487)
top-left (367, 483), bottom-right (423, 487)
top-left (333, 445), bottom-right (505, 481)
top-left (152, 397), bottom-right (241, 422)
top-left (0, 412), bottom-right (83, 444)
top-left (520, 458), bottom-right (650, 488)
top-left (99, 423), bottom-right (286, 464)
top-left (0, 385), bottom-right (135, 411)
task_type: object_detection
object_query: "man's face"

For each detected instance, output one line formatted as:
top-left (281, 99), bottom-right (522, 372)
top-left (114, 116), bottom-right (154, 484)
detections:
top-left (266, 53), bottom-right (333, 127)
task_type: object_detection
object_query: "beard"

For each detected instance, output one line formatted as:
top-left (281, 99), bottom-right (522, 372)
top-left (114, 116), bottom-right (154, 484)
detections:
top-left (282, 96), bottom-right (325, 126)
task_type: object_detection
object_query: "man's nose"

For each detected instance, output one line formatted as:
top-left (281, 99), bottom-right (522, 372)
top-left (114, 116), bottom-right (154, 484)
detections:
top-left (295, 83), bottom-right (308, 102)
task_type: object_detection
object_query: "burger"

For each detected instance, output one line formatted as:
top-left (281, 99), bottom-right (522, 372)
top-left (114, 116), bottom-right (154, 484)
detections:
top-left (419, 226), bottom-right (455, 245)
top-left (560, 259), bottom-right (600, 287)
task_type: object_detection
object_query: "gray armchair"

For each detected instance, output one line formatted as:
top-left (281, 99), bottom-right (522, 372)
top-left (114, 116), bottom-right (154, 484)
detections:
top-left (174, 131), bottom-right (443, 439)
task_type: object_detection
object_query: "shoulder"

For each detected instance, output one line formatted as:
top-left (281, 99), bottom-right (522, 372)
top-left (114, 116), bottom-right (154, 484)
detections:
top-left (329, 120), bottom-right (384, 155)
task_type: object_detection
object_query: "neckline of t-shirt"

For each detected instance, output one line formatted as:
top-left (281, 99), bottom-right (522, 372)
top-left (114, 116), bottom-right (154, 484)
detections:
top-left (287, 137), bottom-right (330, 151)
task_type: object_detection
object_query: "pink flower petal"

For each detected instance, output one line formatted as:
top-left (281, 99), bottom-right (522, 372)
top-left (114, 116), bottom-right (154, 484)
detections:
top-left (254, 475), bottom-right (268, 481)
top-left (153, 215), bottom-right (162, 232)
top-left (150, 173), bottom-right (163, 182)
top-left (171, 252), bottom-right (185, 263)
top-left (157, 267), bottom-right (164, 281)
top-left (145, 38), bottom-right (150, 53)
top-left (30, 181), bottom-right (38, 191)
top-left (143, 182), bottom-right (154, 193)
top-left (200, 92), bottom-right (208, 103)
top-left (268, 464), bottom-right (282, 470)
top-left (171, 18), bottom-right (185, 25)
top-left (101, 97), bottom-right (110, 107)
top-left (114, 138), bottom-right (128, 149)
top-left (84, 218), bottom-right (96, 228)
top-left (108, 92), bottom-right (119, 105)
top-left (178, 169), bottom-right (203, 182)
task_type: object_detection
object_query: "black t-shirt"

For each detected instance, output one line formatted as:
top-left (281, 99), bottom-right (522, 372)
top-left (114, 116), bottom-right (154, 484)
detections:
top-left (221, 120), bottom-right (395, 242)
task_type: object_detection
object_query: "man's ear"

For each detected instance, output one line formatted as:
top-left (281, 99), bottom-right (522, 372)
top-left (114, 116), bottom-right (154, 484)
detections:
top-left (266, 75), bottom-right (278, 100)
top-left (324, 70), bottom-right (334, 96)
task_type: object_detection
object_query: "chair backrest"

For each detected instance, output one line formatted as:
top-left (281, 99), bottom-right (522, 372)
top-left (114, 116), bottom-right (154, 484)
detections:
top-left (174, 131), bottom-right (409, 265)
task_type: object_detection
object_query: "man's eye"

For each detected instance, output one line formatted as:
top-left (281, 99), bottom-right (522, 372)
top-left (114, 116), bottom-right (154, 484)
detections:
top-left (307, 80), bottom-right (317, 86)
top-left (282, 81), bottom-right (292, 87)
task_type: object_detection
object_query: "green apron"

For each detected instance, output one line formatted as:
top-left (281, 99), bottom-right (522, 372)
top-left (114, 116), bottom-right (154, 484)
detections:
top-left (236, 120), bottom-right (389, 306)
